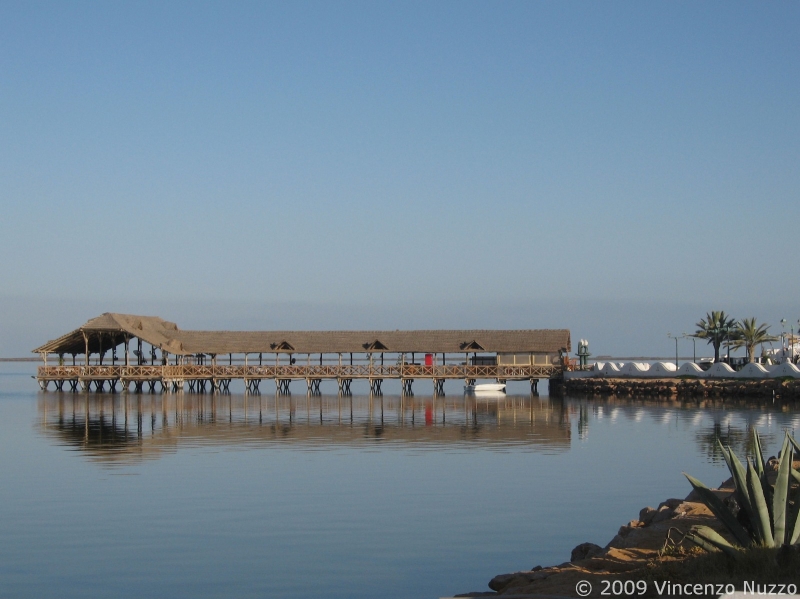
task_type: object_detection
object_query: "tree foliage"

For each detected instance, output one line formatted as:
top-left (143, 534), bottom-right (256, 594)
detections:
top-left (694, 311), bottom-right (737, 363)
top-left (733, 318), bottom-right (777, 363)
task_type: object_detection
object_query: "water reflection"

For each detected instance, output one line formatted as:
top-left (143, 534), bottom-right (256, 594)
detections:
top-left (37, 393), bottom-right (573, 463)
top-left (565, 393), bottom-right (800, 464)
top-left (36, 392), bottom-right (800, 466)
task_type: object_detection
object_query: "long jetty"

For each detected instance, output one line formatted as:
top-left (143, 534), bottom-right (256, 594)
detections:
top-left (34, 313), bottom-right (571, 395)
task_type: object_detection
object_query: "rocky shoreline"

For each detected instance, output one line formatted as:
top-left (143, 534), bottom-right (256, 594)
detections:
top-left (453, 460), bottom-right (800, 598)
top-left (563, 377), bottom-right (800, 400)
top-left (457, 497), bottom-right (726, 597)
top-left (450, 478), bottom-right (749, 598)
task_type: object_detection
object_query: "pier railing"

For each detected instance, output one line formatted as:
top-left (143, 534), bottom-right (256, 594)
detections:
top-left (38, 364), bottom-right (558, 381)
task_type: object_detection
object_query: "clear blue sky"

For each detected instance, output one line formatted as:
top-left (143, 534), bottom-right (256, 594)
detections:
top-left (1, 1), bottom-right (798, 357)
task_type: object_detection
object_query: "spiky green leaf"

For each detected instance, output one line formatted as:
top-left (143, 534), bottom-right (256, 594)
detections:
top-left (684, 473), bottom-right (753, 547)
top-left (717, 439), bottom-right (733, 471)
top-left (753, 429), bottom-right (765, 478)
top-left (725, 445), bottom-right (756, 528)
top-left (780, 434), bottom-right (791, 463)
top-left (686, 532), bottom-right (723, 555)
top-left (746, 461), bottom-right (774, 547)
top-left (685, 526), bottom-right (741, 559)
top-left (788, 433), bottom-right (800, 455)
top-left (760, 474), bottom-right (774, 526)
top-left (772, 444), bottom-right (793, 546)
top-left (790, 486), bottom-right (800, 545)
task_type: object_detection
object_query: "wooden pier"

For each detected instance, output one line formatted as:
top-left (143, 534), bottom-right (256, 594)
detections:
top-left (34, 313), bottom-right (571, 395)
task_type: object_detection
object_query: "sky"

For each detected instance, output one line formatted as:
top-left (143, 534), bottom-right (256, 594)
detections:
top-left (1, 1), bottom-right (799, 357)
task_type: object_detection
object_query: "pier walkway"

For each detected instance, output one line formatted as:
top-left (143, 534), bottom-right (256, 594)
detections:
top-left (37, 363), bottom-right (559, 394)
top-left (34, 313), bottom-right (570, 395)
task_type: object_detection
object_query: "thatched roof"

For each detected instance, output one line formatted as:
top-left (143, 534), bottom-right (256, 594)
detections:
top-left (33, 313), bottom-right (571, 356)
top-left (33, 314), bottom-right (183, 356)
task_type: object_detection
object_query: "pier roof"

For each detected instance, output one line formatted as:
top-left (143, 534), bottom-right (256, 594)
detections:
top-left (33, 313), bottom-right (570, 356)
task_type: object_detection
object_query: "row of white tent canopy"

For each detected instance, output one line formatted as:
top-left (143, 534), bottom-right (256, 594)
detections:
top-left (564, 361), bottom-right (800, 380)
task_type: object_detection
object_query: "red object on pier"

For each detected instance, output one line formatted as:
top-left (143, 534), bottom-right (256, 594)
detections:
top-left (424, 353), bottom-right (433, 366)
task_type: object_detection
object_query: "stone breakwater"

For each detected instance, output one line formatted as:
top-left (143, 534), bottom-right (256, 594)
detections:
top-left (564, 377), bottom-right (800, 400)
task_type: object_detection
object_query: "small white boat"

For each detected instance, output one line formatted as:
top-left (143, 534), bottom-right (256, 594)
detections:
top-left (464, 383), bottom-right (506, 394)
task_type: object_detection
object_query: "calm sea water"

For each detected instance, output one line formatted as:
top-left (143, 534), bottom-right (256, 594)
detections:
top-left (1, 363), bottom-right (798, 599)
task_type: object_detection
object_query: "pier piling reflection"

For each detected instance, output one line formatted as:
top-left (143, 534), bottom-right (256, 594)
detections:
top-left (37, 393), bottom-right (573, 463)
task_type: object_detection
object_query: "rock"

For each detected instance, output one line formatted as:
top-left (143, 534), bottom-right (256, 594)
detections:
top-left (607, 533), bottom-right (624, 547)
top-left (571, 542), bottom-right (603, 562)
top-left (488, 569), bottom-right (552, 592)
top-left (639, 506), bottom-right (657, 525)
top-left (684, 488), bottom-right (701, 502)
top-left (488, 572), bottom-right (519, 592)
top-left (564, 376), bottom-right (800, 400)
top-left (658, 498), bottom-right (684, 510)
top-left (617, 520), bottom-right (644, 537)
top-left (651, 507), bottom-right (675, 524)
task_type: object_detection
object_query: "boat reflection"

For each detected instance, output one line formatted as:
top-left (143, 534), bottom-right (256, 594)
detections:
top-left (37, 393), bottom-right (573, 464)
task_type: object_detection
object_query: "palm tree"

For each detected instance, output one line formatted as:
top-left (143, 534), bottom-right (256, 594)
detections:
top-left (733, 317), bottom-right (777, 363)
top-left (693, 310), bottom-right (737, 363)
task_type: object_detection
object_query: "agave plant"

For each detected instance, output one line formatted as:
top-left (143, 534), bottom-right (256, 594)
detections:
top-left (684, 430), bottom-right (800, 557)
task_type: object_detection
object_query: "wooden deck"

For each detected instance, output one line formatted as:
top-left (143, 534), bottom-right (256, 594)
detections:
top-left (36, 363), bottom-right (560, 394)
